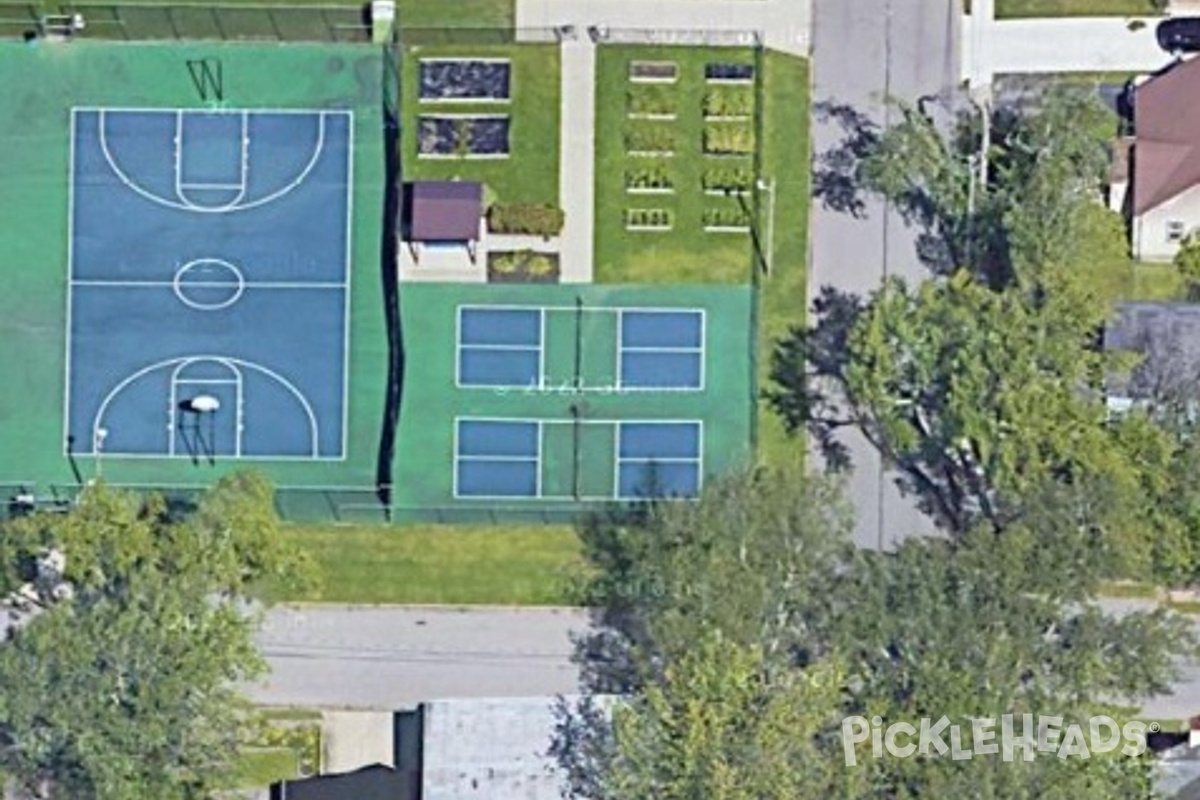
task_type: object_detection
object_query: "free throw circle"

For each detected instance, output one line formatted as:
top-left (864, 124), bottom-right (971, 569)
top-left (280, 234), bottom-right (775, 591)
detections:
top-left (172, 258), bottom-right (246, 311)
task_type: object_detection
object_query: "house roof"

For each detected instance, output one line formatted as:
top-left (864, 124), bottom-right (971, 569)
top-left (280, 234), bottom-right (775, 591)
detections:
top-left (1104, 302), bottom-right (1200, 399)
top-left (1134, 57), bottom-right (1200, 215)
top-left (408, 181), bottom-right (482, 242)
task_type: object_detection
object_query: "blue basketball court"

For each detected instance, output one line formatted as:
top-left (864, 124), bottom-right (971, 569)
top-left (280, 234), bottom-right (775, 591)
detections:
top-left (66, 108), bottom-right (353, 460)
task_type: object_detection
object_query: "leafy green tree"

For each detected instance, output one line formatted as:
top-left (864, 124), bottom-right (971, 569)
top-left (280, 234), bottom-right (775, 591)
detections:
top-left (0, 473), bottom-right (310, 800)
top-left (559, 468), bottom-right (1194, 799)
top-left (777, 85), bottom-right (1200, 580)
top-left (859, 87), bottom-right (1114, 286)
top-left (1174, 232), bottom-right (1200, 291)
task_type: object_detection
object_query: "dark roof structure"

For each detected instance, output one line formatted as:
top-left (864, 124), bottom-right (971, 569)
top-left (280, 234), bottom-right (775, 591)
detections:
top-left (1134, 58), bottom-right (1200, 215)
top-left (271, 764), bottom-right (410, 800)
top-left (1104, 302), bottom-right (1200, 400)
top-left (407, 181), bottom-right (482, 242)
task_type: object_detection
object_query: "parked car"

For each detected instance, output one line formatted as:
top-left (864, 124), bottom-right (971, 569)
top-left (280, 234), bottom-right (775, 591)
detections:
top-left (1157, 17), bottom-right (1200, 54)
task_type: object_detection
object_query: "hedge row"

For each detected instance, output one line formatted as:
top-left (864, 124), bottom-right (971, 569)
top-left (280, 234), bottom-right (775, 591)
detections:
top-left (487, 203), bottom-right (566, 237)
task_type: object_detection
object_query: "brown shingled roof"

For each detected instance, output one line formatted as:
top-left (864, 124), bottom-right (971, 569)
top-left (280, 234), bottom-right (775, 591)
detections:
top-left (1134, 57), bottom-right (1200, 215)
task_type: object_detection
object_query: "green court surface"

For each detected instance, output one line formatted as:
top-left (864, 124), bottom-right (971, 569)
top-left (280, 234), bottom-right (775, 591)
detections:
top-left (393, 283), bottom-right (755, 521)
top-left (0, 41), bottom-right (386, 516)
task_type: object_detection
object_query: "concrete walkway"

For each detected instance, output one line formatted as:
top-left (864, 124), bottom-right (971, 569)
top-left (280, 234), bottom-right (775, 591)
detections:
top-left (963, 3), bottom-right (1171, 87)
top-left (558, 37), bottom-right (597, 284)
top-left (516, 0), bottom-right (811, 58)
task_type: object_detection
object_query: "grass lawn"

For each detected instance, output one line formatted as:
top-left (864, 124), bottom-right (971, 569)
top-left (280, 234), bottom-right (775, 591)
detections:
top-left (268, 523), bottom-right (584, 605)
top-left (398, 0), bottom-right (514, 29)
top-left (992, 0), bottom-right (1163, 16)
top-left (757, 52), bottom-right (810, 467)
top-left (399, 43), bottom-right (560, 206)
top-left (232, 748), bottom-right (300, 789)
top-left (592, 45), bottom-right (759, 283)
top-left (1081, 259), bottom-right (1184, 305)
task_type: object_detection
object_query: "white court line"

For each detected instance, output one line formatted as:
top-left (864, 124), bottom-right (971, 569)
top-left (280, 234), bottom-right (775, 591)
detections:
top-left (175, 110), bottom-right (248, 209)
top-left (451, 417), bottom-right (704, 501)
top-left (74, 106), bottom-right (346, 115)
top-left (70, 279), bottom-right (348, 290)
top-left (169, 360), bottom-right (245, 458)
top-left (97, 109), bottom-right (328, 215)
top-left (91, 355), bottom-right (321, 459)
top-left (340, 111), bottom-right (355, 459)
top-left (177, 182), bottom-right (246, 190)
top-left (62, 110), bottom-right (77, 457)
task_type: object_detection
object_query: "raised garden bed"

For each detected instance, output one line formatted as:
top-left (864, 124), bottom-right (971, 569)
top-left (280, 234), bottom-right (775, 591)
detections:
top-left (625, 121), bottom-right (677, 156)
top-left (487, 249), bottom-right (560, 283)
top-left (625, 163), bottom-right (674, 194)
top-left (701, 161), bottom-right (753, 195)
top-left (705, 62), bottom-right (755, 84)
top-left (703, 205), bottom-right (751, 232)
top-left (702, 122), bottom-right (755, 156)
top-left (702, 85), bottom-right (754, 120)
top-left (630, 60), bottom-right (678, 84)
top-left (487, 203), bottom-right (565, 237)
top-left (627, 84), bottom-right (677, 118)
top-left (418, 115), bottom-right (510, 158)
top-left (625, 208), bottom-right (673, 231)
top-left (419, 58), bottom-right (511, 101)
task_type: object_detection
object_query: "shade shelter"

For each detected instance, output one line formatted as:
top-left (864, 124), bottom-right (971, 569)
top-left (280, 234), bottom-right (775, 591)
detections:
top-left (403, 180), bottom-right (483, 264)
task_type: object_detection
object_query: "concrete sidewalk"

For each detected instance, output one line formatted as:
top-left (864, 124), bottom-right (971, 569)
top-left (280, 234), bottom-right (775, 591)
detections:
top-left (558, 37), bottom-right (597, 284)
top-left (516, 0), bottom-right (811, 56)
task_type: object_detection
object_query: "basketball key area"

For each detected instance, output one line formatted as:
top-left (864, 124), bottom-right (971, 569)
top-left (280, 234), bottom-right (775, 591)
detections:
top-left (66, 107), bottom-right (353, 461)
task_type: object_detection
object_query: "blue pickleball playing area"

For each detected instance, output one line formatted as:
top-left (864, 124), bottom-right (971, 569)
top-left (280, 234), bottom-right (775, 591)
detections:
top-left (66, 108), bottom-right (353, 460)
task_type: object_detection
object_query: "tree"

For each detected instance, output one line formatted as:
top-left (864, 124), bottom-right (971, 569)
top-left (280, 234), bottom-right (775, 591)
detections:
top-left (858, 87), bottom-right (1114, 287)
top-left (1174, 232), bottom-right (1200, 297)
top-left (775, 86), bottom-right (1200, 581)
top-left (557, 469), bottom-right (1194, 798)
top-left (0, 473), bottom-right (311, 800)
top-left (556, 467), bottom-right (865, 799)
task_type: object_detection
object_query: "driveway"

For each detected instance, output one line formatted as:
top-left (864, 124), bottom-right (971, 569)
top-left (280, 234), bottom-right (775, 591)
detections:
top-left (964, 13), bottom-right (1172, 86)
top-left (809, 0), bottom-right (959, 548)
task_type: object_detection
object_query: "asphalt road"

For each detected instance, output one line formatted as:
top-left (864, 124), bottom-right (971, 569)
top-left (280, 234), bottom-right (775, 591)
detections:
top-left (247, 605), bottom-right (588, 709)
top-left (809, 0), bottom-right (961, 549)
top-left (252, 603), bottom-right (1200, 720)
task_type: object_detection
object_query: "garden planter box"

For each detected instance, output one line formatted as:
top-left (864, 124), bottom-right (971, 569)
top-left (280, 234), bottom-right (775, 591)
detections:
top-left (704, 225), bottom-right (750, 233)
top-left (627, 150), bottom-right (675, 158)
top-left (625, 209), bottom-right (673, 231)
top-left (703, 114), bottom-right (751, 123)
top-left (626, 187), bottom-right (675, 196)
top-left (487, 250), bottom-right (560, 283)
top-left (627, 112), bottom-right (678, 121)
top-left (630, 60), bottom-right (678, 83)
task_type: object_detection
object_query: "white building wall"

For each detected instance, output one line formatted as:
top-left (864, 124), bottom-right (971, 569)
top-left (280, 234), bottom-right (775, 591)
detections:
top-left (1134, 184), bottom-right (1200, 261)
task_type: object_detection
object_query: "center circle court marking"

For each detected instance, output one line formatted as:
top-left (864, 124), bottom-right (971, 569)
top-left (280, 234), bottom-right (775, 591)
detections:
top-left (172, 258), bottom-right (246, 311)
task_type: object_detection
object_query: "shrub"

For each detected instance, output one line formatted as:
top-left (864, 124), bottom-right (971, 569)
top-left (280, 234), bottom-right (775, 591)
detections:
top-left (625, 208), bottom-right (673, 228)
top-left (489, 249), bottom-right (560, 282)
top-left (627, 84), bottom-right (677, 116)
top-left (625, 122), bottom-right (677, 153)
top-left (625, 163), bottom-right (674, 191)
top-left (703, 87), bottom-right (754, 118)
top-left (703, 123), bottom-right (754, 155)
top-left (701, 163), bottom-right (753, 193)
top-left (487, 203), bottom-right (566, 236)
top-left (703, 205), bottom-right (750, 228)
